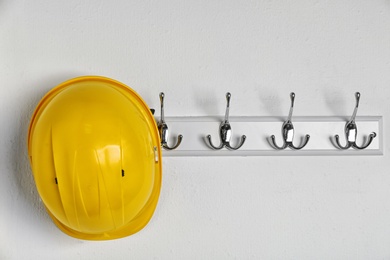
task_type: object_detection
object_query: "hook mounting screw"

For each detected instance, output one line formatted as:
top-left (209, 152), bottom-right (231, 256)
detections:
top-left (269, 92), bottom-right (310, 150)
top-left (158, 92), bottom-right (183, 150)
top-left (206, 92), bottom-right (246, 150)
top-left (334, 92), bottom-right (376, 150)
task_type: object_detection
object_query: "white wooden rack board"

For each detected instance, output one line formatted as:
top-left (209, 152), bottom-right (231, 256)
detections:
top-left (158, 116), bottom-right (383, 156)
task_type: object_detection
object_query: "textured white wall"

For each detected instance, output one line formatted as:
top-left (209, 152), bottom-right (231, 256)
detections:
top-left (1, 0), bottom-right (390, 259)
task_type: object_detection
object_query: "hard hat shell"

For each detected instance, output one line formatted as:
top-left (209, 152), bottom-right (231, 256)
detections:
top-left (28, 76), bottom-right (162, 240)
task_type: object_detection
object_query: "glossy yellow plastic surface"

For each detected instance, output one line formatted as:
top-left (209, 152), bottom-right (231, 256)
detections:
top-left (28, 76), bottom-right (162, 240)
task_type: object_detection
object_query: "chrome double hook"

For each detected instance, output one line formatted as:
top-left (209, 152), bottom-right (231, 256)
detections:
top-left (334, 92), bottom-right (376, 150)
top-left (270, 92), bottom-right (310, 150)
top-left (158, 92), bottom-right (183, 150)
top-left (206, 93), bottom-right (246, 150)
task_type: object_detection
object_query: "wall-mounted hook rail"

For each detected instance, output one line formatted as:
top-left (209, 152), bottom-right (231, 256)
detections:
top-left (158, 92), bottom-right (183, 150)
top-left (205, 92), bottom-right (246, 150)
top-left (270, 92), bottom-right (310, 150)
top-left (334, 92), bottom-right (377, 150)
top-left (159, 116), bottom-right (381, 156)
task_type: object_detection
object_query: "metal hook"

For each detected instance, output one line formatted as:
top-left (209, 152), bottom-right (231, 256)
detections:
top-left (158, 92), bottom-right (183, 150)
top-left (270, 92), bottom-right (310, 150)
top-left (206, 92), bottom-right (246, 150)
top-left (334, 92), bottom-right (376, 150)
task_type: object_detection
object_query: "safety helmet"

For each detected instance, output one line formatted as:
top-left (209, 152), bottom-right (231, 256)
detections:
top-left (28, 76), bottom-right (162, 240)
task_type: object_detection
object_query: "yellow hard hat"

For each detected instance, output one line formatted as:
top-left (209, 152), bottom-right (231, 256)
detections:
top-left (28, 76), bottom-right (162, 240)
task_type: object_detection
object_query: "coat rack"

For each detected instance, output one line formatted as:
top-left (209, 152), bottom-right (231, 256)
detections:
top-left (155, 92), bottom-right (382, 156)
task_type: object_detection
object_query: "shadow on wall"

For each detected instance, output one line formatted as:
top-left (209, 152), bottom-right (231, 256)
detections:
top-left (258, 87), bottom-right (284, 118)
top-left (323, 89), bottom-right (348, 119)
top-left (11, 73), bottom-right (82, 228)
top-left (193, 87), bottom-right (220, 117)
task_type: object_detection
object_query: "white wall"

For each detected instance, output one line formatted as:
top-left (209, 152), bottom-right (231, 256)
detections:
top-left (1, 0), bottom-right (390, 259)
